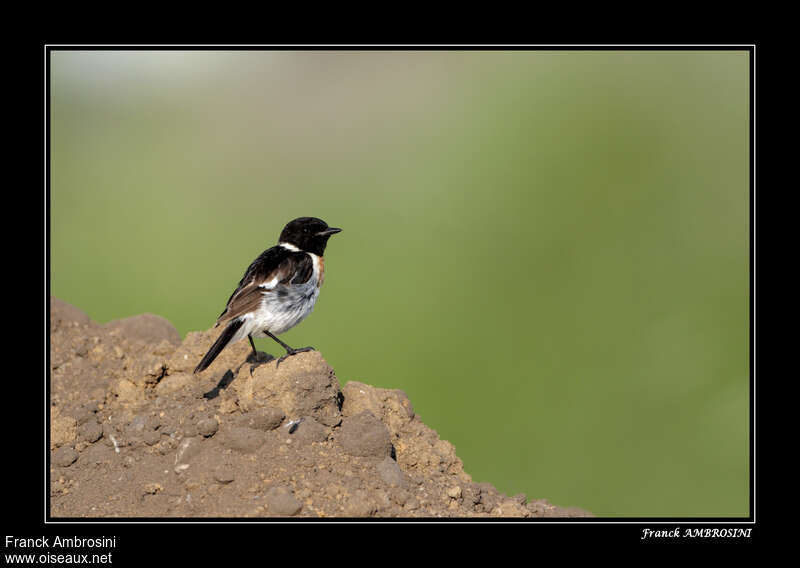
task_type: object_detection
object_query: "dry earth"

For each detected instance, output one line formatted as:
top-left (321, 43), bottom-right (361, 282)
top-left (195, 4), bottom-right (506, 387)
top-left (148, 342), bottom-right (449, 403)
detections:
top-left (49, 297), bottom-right (591, 518)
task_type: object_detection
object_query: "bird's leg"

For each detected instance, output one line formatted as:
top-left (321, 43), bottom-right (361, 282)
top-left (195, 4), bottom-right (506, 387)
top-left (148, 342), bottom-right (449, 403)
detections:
top-left (264, 330), bottom-right (314, 367)
top-left (246, 334), bottom-right (271, 372)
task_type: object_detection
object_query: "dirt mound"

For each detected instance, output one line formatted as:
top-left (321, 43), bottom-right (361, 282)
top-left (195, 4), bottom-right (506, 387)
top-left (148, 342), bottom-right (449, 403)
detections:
top-left (49, 297), bottom-right (591, 518)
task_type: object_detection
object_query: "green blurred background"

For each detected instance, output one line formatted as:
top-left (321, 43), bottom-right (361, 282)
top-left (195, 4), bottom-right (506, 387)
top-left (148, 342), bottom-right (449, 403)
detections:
top-left (49, 50), bottom-right (750, 517)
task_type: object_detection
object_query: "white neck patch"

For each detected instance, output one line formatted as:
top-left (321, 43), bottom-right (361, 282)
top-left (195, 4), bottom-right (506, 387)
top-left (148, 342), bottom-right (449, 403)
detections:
top-left (279, 242), bottom-right (300, 252)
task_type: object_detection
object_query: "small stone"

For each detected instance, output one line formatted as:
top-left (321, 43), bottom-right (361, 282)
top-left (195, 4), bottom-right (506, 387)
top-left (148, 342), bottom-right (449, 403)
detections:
top-left (376, 457), bottom-right (407, 487)
top-left (265, 486), bottom-right (302, 516)
top-left (337, 411), bottom-right (391, 458)
top-left (70, 402), bottom-right (99, 425)
top-left (214, 466), bottom-right (235, 484)
top-left (238, 406), bottom-right (285, 431)
top-left (143, 483), bottom-right (163, 495)
top-left (77, 420), bottom-right (103, 443)
top-left (447, 486), bottom-right (462, 499)
top-left (198, 418), bottom-right (219, 438)
top-left (287, 417), bottom-right (329, 445)
top-left (174, 437), bottom-right (203, 471)
top-left (52, 446), bottom-right (79, 467)
top-left (143, 430), bottom-right (161, 446)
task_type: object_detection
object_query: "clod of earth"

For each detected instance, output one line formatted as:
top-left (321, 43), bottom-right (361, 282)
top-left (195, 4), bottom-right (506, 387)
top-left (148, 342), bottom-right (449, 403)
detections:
top-left (49, 297), bottom-right (592, 518)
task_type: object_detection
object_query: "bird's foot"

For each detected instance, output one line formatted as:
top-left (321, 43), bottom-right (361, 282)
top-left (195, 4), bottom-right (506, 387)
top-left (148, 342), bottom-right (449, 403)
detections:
top-left (275, 346), bottom-right (315, 368)
top-left (246, 351), bottom-right (274, 375)
top-left (247, 350), bottom-right (272, 364)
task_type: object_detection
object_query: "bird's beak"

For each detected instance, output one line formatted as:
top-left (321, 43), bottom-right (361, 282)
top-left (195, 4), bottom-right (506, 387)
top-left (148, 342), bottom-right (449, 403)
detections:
top-left (317, 227), bottom-right (342, 236)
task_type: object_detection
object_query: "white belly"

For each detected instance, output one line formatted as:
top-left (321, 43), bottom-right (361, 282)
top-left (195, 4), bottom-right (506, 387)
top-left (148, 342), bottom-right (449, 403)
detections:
top-left (231, 252), bottom-right (323, 341)
top-left (253, 280), bottom-right (320, 335)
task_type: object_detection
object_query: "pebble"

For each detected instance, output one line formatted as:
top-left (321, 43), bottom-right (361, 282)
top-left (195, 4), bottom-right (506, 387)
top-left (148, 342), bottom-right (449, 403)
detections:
top-left (213, 465), bottom-right (235, 484)
top-left (376, 456), bottom-right (407, 487)
top-left (239, 406), bottom-right (285, 431)
top-left (143, 430), bottom-right (161, 446)
top-left (78, 421), bottom-right (103, 443)
top-left (174, 437), bottom-right (203, 471)
top-left (337, 411), bottom-right (391, 458)
top-left (446, 486), bottom-right (462, 499)
top-left (71, 402), bottom-right (99, 425)
top-left (198, 418), bottom-right (219, 438)
top-left (52, 446), bottom-right (79, 467)
top-left (265, 486), bottom-right (302, 516)
top-left (143, 483), bottom-right (163, 495)
top-left (287, 417), bottom-right (329, 445)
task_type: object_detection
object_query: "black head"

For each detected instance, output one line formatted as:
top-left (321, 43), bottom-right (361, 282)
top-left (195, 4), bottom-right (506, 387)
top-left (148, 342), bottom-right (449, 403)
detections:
top-left (279, 217), bottom-right (342, 256)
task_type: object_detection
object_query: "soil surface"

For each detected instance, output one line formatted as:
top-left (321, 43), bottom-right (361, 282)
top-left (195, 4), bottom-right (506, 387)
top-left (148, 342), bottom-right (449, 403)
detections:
top-left (49, 297), bottom-right (591, 518)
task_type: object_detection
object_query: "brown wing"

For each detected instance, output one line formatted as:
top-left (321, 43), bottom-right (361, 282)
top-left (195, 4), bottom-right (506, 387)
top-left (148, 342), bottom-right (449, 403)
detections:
top-left (215, 249), bottom-right (314, 326)
top-left (215, 282), bottom-right (267, 326)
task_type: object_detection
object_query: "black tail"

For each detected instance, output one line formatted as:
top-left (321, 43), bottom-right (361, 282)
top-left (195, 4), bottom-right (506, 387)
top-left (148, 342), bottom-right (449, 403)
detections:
top-left (194, 319), bottom-right (244, 374)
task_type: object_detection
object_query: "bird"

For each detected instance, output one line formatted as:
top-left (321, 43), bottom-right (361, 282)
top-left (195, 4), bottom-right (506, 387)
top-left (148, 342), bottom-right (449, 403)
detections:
top-left (193, 217), bottom-right (342, 374)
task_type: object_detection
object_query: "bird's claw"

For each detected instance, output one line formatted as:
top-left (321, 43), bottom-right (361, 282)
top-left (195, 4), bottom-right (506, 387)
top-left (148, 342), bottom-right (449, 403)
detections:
top-left (275, 347), bottom-right (315, 368)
